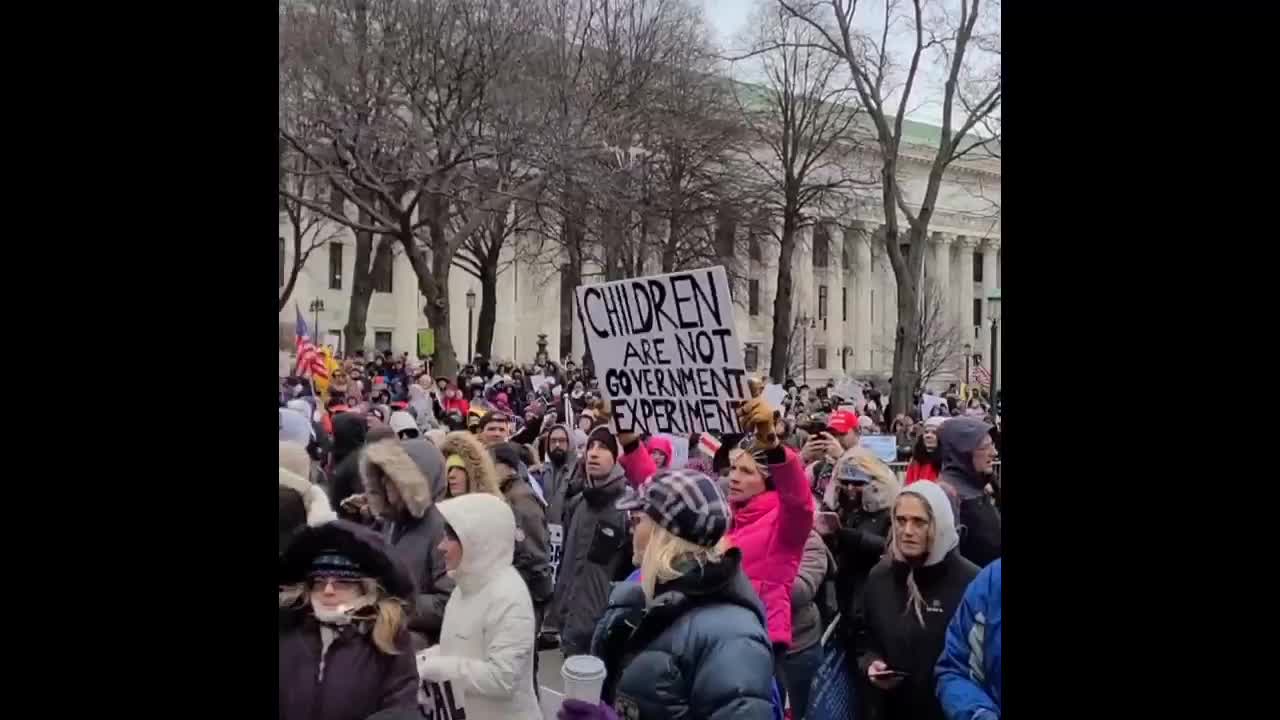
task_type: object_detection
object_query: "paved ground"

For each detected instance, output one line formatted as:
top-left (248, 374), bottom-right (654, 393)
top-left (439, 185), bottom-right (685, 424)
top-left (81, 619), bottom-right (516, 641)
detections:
top-left (538, 650), bottom-right (566, 720)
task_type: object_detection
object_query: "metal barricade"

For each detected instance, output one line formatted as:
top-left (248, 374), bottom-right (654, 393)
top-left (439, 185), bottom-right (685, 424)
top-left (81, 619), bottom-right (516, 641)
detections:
top-left (886, 460), bottom-right (1001, 484)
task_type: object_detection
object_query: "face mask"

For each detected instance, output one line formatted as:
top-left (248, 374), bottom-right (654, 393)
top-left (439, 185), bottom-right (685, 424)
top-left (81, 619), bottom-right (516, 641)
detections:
top-left (548, 448), bottom-right (567, 465)
top-left (309, 591), bottom-right (373, 625)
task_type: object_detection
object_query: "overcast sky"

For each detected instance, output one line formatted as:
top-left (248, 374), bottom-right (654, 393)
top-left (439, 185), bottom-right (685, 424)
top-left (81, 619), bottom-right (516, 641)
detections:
top-left (704, 0), bottom-right (751, 47)
top-left (701, 0), bottom-right (1000, 129)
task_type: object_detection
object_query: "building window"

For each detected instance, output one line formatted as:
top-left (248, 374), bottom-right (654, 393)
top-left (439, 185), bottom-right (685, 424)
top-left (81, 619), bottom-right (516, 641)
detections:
top-left (374, 255), bottom-right (393, 294)
top-left (716, 205), bottom-right (737, 258)
top-left (870, 290), bottom-right (875, 319)
top-left (842, 287), bottom-right (847, 322)
top-left (818, 285), bottom-right (828, 320)
top-left (329, 242), bottom-right (343, 290)
top-left (842, 347), bottom-right (848, 372)
top-left (329, 181), bottom-right (345, 215)
top-left (749, 234), bottom-right (763, 262)
top-left (749, 278), bottom-right (760, 316)
top-left (973, 298), bottom-right (982, 327)
top-left (375, 331), bottom-right (393, 353)
top-left (812, 224), bottom-right (829, 268)
top-left (973, 252), bottom-right (983, 282)
top-left (279, 236), bottom-right (286, 288)
top-left (816, 345), bottom-right (828, 370)
top-left (744, 343), bottom-right (759, 371)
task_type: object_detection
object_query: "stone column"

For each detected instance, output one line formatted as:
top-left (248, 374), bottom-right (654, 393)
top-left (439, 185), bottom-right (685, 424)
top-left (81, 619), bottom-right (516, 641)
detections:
top-left (929, 232), bottom-right (952, 322)
top-left (393, 250), bottom-right (418, 357)
top-left (851, 222), bottom-right (873, 373)
top-left (955, 236), bottom-right (979, 347)
top-left (977, 238), bottom-right (1000, 355)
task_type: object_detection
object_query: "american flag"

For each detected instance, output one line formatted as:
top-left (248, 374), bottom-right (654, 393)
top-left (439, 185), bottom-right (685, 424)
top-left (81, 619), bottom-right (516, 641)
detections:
top-left (295, 306), bottom-right (329, 380)
top-left (973, 364), bottom-right (992, 388)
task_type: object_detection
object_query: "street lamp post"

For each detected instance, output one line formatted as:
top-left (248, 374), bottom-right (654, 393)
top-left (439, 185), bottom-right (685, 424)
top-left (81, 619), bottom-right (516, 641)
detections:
top-left (465, 289), bottom-right (476, 364)
top-left (800, 314), bottom-right (816, 385)
top-left (986, 289), bottom-right (1001, 402)
top-left (309, 298), bottom-right (325, 341)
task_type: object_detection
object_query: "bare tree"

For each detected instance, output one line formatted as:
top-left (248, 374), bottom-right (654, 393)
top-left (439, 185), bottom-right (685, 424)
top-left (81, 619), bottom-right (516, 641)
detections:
top-left (520, 0), bottom-right (725, 360)
top-left (775, 0), bottom-right (1001, 416)
top-left (735, 1), bottom-right (870, 384)
top-left (279, 0), bottom-right (548, 378)
top-left (277, 153), bottom-right (344, 312)
top-left (876, 277), bottom-right (965, 391)
top-left (777, 310), bottom-right (812, 383)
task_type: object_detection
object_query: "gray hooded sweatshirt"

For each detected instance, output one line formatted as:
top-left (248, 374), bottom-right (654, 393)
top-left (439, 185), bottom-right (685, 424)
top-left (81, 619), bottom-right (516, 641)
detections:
top-left (359, 437), bottom-right (454, 649)
top-left (936, 418), bottom-right (992, 500)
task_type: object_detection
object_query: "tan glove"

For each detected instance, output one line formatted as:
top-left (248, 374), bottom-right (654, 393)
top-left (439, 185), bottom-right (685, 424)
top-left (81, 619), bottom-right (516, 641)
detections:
top-left (737, 393), bottom-right (779, 449)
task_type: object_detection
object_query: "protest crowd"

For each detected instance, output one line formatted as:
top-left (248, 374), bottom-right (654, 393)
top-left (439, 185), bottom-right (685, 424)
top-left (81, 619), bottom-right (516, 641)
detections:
top-left (280, 339), bottom-right (1003, 720)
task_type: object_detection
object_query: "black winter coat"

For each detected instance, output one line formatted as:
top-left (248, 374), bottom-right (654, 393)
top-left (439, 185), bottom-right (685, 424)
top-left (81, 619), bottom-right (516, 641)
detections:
top-left (278, 615), bottom-right (418, 720)
top-left (937, 418), bottom-right (1002, 567)
top-left (550, 462), bottom-right (633, 656)
top-left (851, 551), bottom-right (979, 720)
top-left (830, 505), bottom-right (891, 616)
top-left (591, 549), bottom-right (775, 720)
top-left (278, 520), bottom-right (419, 720)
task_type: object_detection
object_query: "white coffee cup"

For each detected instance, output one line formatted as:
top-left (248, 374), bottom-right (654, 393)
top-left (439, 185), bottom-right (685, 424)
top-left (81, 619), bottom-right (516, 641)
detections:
top-left (561, 654), bottom-right (608, 705)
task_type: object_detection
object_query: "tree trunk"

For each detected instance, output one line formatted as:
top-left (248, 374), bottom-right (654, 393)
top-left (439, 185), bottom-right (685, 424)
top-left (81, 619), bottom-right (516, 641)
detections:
top-left (889, 226), bottom-right (922, 419)
top-left (559, 191), bottom-right (585, 363)
top-left (768, 214), bottom-right (797, 383)
top-left (343, 225), bottom-right (374, 354)
top-left (343, 235), bottom-right (372, 354)
top-left (604, 213), bottom-right (625, 281)
top-left (661, 214), bottom-right (679, 273)
top-left (475, 265), bottom-right (498, 361)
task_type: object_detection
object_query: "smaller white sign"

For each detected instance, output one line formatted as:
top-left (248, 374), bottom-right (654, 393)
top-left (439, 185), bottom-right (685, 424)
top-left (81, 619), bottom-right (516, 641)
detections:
top-left (653, 433), bottom-right (689, 470)
top-left (763, 383), bottom-right (788, 411)
top-left (548, 523), bottom-right (564, 585)
top-left (922, 393), bottom-right (946, 419)
top-left (859, 434), bottom-right (899, 463)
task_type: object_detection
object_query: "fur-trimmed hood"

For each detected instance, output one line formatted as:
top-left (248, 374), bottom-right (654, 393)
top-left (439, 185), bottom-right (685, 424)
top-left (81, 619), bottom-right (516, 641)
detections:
top-left (438, 431), bottom-right (502, 498)
top-left (278, 467), bottom-right (337, 527)
top-left (359, 438), bottom-right (446, 520)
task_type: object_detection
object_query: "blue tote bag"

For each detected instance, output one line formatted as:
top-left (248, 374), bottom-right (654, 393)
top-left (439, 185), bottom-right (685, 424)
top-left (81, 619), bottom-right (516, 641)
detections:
top-left (805, 614), bottom-right (857, 720)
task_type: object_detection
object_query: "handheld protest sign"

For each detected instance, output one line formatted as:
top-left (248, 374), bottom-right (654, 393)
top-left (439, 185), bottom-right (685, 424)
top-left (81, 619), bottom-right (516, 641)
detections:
top-left (575, 266), bottom-right (749, 436)
top-left (860, 434), bottom-right (899, 463)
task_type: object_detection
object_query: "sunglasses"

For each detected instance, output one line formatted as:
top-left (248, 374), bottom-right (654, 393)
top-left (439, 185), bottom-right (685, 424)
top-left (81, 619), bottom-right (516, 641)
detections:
top-left (308, 576), bottom-right (362, 592)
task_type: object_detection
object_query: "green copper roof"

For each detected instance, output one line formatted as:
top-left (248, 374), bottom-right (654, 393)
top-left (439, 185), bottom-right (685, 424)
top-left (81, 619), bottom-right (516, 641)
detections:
top-left (728, 79), bottom-right (989, 153)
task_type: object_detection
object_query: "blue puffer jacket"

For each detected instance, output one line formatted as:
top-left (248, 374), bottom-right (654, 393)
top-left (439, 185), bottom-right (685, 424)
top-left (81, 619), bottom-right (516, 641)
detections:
top-left (935, 559), bottom-right (1002, 720)
top-left (590, 548), bottom-right (775, 720)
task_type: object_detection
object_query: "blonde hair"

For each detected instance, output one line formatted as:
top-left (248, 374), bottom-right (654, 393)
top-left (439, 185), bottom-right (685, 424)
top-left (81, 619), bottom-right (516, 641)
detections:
top-left (279, 578), bottom-right (408, 655)
top-left (639, 525), bottom-right (725, 602)
top-left (835, 447), bottom-right (900, 512)
top-left (727, 448), bottom-right (771, 483)
top-left (888, 491), bottom-right (937, 628)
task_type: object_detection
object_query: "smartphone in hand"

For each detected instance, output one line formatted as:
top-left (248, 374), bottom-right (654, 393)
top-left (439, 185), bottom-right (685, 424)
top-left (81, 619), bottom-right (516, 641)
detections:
top-left (816, 511), bottom-right (842, 535)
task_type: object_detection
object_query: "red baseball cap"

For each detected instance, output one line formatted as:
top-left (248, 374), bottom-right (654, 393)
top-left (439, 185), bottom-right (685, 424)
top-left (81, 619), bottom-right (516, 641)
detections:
top-left (827, 410), bottom-right (858, 435)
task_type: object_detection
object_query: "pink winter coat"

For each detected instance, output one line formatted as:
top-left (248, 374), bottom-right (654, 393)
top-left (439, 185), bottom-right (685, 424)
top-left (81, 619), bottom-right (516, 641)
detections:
top-left (645, 436), bottom-right (674, 468)
top-left (617, 437), bottom-right (659, 488)
top-left (726, 446), bottom-right (814, 649)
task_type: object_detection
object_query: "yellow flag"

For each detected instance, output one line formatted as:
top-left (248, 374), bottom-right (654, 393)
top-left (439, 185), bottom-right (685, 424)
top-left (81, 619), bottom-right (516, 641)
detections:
top-left (313, 346), bottom-right (337, 399)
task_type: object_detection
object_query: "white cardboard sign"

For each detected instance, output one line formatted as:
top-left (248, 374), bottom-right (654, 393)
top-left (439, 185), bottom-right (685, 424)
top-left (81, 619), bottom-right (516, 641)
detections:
top-left (653, 432), bottom-right (690, 469)
top-left (575, 266), bottom-right (748, 436)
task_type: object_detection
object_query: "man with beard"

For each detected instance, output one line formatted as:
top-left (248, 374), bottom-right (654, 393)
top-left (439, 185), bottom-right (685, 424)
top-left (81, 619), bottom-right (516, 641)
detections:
top-left (544, 426), bottom-right (656, 657)
top-left (937, 418), bottom-right (1002, 567)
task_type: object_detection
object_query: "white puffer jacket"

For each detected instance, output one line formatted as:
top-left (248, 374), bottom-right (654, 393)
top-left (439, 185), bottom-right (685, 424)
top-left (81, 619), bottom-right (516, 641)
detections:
top-left (416, 493), bottom-right (541, 720)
